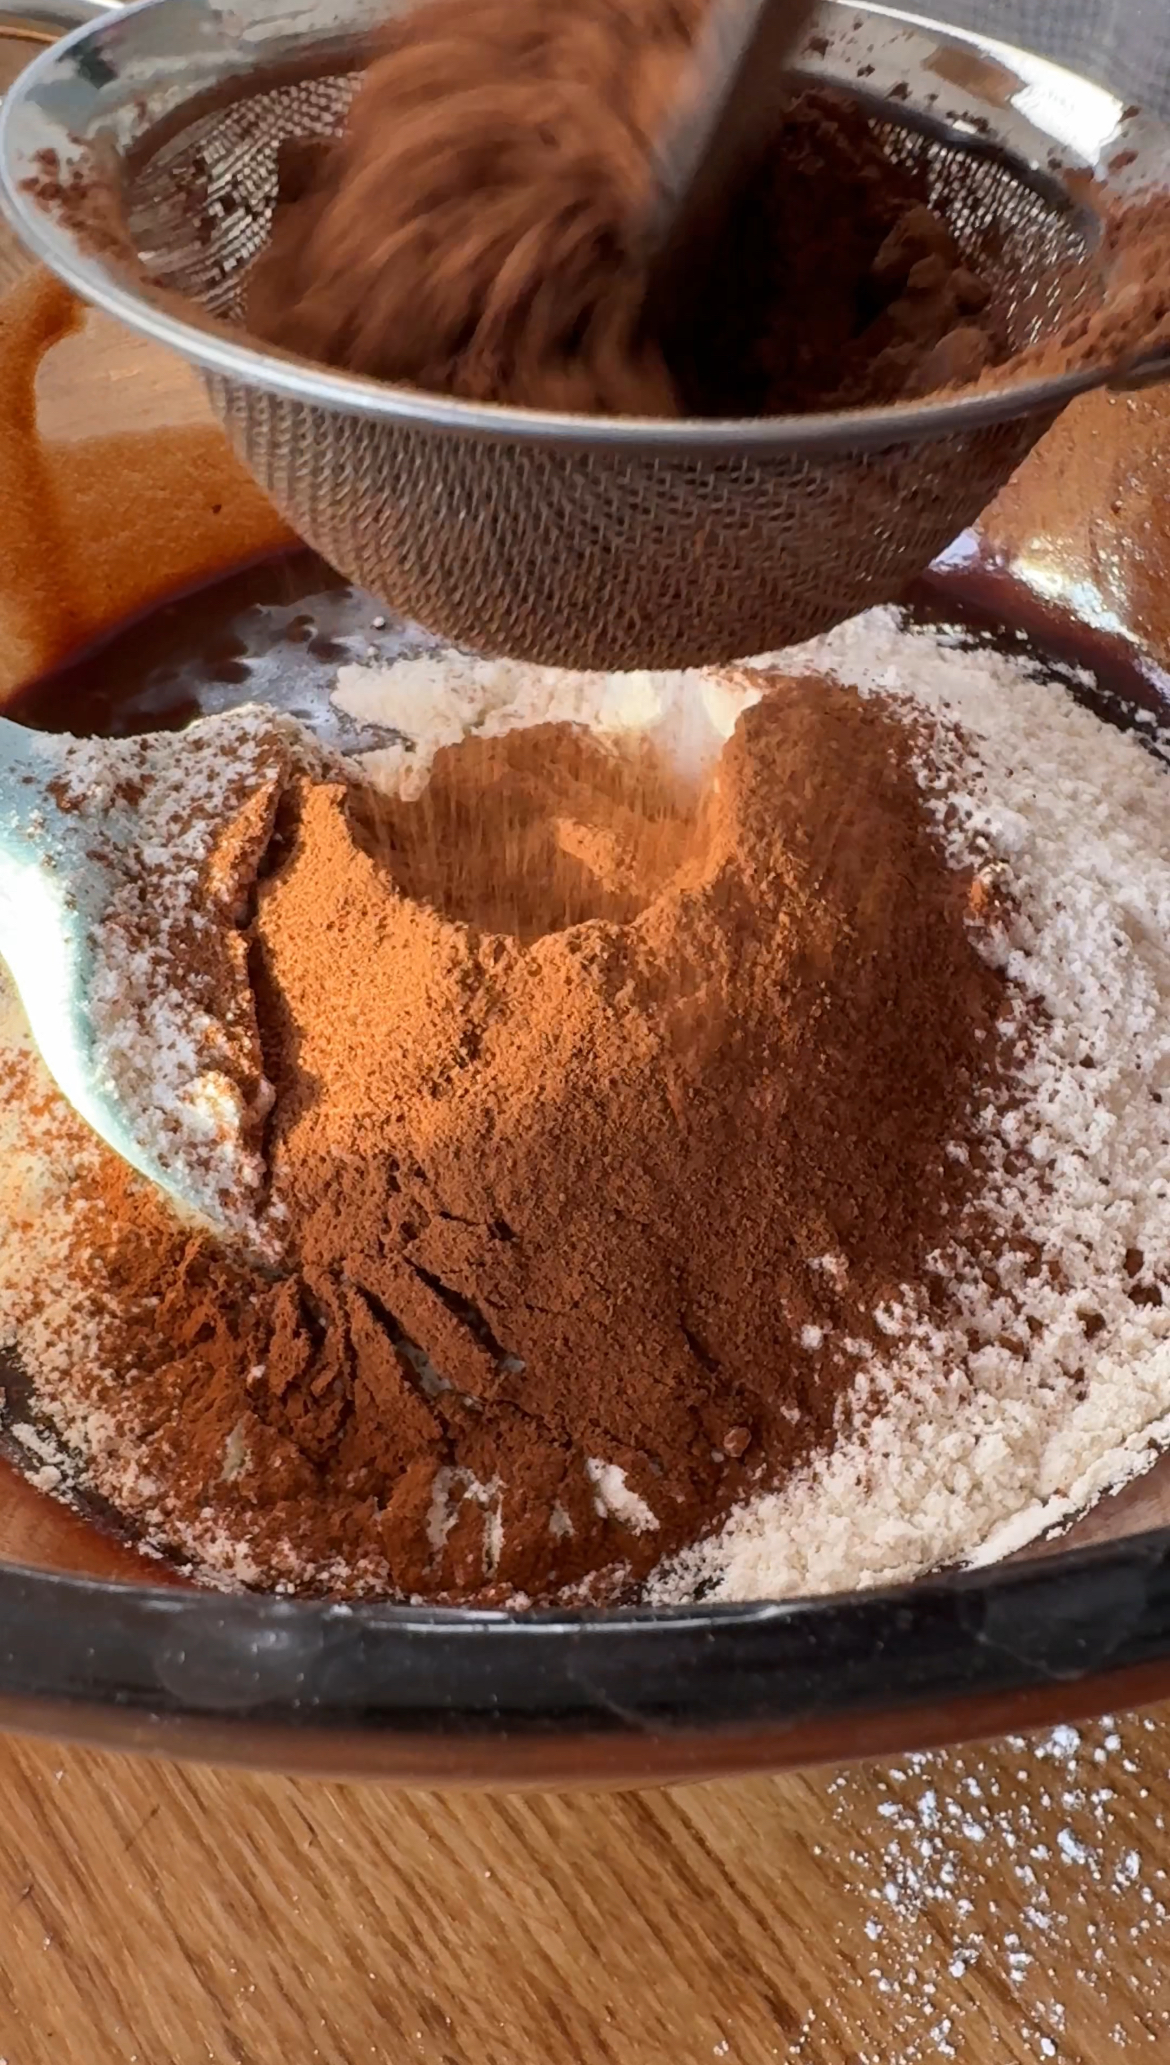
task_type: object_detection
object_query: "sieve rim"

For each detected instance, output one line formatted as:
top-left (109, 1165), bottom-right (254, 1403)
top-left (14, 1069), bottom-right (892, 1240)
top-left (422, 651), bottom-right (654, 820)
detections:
top-left (0, 0), bottom-right (1148, 454)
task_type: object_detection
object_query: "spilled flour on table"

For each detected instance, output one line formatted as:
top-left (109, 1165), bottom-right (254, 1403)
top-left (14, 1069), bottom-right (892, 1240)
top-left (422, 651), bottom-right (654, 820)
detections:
top-left (785, 1714), bottom-right (1170, 2063)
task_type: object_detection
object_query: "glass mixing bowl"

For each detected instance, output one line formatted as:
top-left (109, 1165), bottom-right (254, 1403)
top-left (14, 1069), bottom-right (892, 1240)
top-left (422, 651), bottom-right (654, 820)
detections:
top-left (2, 0), bottom-right (1170, 1785)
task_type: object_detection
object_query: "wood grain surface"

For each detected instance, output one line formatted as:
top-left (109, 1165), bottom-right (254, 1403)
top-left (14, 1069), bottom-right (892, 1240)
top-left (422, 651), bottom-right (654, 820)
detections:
top-left (3, 193), bottom-right (1170, 2065)
top-left (0, 1705), bottom-right (1166, 2065)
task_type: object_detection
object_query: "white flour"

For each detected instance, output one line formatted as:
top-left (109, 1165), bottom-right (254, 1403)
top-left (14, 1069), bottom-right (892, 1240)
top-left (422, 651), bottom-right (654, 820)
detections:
top-left (12, 711), bottom-right (317, 1234)
top-left (332, 649), bottom-right (761, 794)
top-left (3, 605), bottom-right (1170, 1600)
top-left (654, 610), bottom-right (1170, 1601)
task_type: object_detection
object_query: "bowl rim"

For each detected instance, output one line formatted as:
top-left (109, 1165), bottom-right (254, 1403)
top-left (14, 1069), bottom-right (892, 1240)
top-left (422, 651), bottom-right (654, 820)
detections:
top-left (0, 1517), bottom-right (1168, 1759)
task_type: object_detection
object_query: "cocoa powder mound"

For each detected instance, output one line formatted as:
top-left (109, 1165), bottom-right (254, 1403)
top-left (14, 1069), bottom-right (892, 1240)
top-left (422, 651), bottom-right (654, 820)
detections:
top-left (55, 678), bottom-right (1007, 1602)
top-left (246, 0), bottom-right (1004, 414)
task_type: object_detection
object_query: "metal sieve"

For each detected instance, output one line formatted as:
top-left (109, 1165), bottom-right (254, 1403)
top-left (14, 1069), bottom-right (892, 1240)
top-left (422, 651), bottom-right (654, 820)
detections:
top-left (0, 0), bottom-right (108, 290)
top-left (1, 0), bottom-right (1168, 668)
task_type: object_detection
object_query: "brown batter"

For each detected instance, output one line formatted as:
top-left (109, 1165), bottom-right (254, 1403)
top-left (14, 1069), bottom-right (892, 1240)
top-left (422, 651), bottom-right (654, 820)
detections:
top-left (247, 0), bottom-right (1005, 414)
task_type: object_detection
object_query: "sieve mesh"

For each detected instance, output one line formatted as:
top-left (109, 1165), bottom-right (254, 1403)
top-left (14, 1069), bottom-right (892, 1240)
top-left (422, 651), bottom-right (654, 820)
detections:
top-left (200, 374), bottom-right (1053, 667)
top-left (128, 72), bottom-right (358, 319)
top-left (127, 81), bottom-right (1091, 351)
top-left (6, 4), bottom-right (1117, 667)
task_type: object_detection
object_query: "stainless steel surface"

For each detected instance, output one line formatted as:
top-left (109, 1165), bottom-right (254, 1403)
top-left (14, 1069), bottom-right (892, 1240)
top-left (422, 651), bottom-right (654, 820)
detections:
top-left (642, 0), bottom-right (819, 344)
top-left (0, 0), bottom-right (111, 289)
top-left (0, 0), bottom-right (1165, 665)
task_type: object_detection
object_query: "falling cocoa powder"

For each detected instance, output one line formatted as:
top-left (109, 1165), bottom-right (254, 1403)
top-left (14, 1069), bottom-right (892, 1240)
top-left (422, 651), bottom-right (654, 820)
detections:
top-left (245, 0), bottom-right (1005, 413)
top-left (36, 682), bottom-right (1006, 1602)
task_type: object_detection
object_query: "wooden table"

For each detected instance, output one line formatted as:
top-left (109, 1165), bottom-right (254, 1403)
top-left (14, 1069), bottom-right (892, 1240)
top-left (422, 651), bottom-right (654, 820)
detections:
top-left (0, 1706), bottom-right (1162, 2065)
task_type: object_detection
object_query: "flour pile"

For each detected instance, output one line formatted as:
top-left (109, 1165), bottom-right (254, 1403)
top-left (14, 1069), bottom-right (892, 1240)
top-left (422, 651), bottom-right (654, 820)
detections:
top-left (663, 610), bottom-right (1170, 1598)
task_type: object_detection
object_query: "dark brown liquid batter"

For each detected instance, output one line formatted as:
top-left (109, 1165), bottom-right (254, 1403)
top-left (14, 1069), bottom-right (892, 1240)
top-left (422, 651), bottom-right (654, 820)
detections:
top-left (6, 550), bottom-right (426, 753)
top-left (8, 546), bottom-right (1168, 754)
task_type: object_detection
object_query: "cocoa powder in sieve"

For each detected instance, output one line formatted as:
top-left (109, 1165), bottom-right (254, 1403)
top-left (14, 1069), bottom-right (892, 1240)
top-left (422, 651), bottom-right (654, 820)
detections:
top-left (29, 8), bottom-right (1170, 420)
top-left (45, 683), bottom-right (1007, 1601)
top-left (246, 0), bottom-right (1006, 413)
